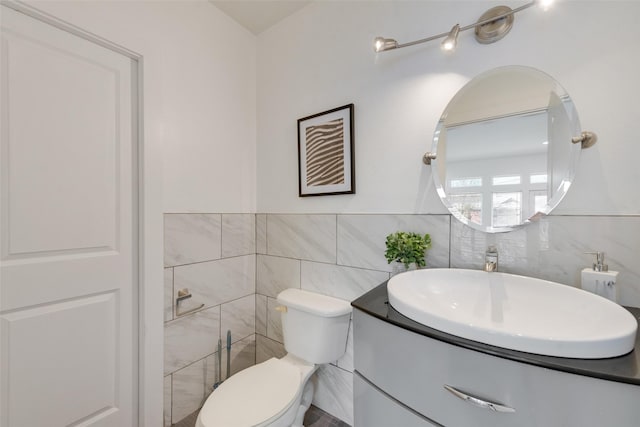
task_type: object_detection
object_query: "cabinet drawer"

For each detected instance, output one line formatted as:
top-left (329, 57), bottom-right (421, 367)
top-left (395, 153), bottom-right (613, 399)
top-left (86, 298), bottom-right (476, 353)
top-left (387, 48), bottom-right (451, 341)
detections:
top-left (354, 309), bottom-right (640, 427)
top-left (355, 372), bottom-right (439, 427)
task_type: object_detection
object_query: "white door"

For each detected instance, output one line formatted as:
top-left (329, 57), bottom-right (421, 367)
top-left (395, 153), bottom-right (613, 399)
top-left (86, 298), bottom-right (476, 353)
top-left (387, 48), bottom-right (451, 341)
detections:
top-left (0, 5), bottom-right (137, 427)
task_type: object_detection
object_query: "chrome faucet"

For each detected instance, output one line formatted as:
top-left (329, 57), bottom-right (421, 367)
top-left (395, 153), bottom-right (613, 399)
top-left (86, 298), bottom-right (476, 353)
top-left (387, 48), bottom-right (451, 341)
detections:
top-left (484, 246), bottom-right (498, 272)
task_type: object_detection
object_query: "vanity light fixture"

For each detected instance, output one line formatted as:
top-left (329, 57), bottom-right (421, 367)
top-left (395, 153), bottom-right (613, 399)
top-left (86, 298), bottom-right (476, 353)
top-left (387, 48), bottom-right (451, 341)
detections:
top-left (441, 24), bottom-right (460, 52)
top-left (373, 37), bottom-right (398, 52)
top-left (373, 0), bottom-right (552, 53)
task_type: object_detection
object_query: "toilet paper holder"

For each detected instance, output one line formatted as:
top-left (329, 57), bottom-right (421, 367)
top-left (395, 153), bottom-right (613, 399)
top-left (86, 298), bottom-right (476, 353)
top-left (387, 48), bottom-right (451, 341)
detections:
top-left (176, 288), bottom-right (205, 317)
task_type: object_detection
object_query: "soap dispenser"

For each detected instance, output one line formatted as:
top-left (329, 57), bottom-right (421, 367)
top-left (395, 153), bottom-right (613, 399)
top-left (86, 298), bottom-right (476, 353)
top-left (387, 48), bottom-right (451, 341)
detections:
top-left (581, 252), bottom-right (619, 302)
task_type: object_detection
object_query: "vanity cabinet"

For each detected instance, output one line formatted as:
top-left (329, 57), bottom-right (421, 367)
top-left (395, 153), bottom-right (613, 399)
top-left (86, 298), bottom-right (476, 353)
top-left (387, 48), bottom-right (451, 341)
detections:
top-left (353, 309), bottom-right (640, 427)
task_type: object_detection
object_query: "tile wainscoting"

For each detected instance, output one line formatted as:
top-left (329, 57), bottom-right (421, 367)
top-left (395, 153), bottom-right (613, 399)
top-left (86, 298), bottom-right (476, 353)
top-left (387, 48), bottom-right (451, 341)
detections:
top-left (164, 212), bottom-right (640, 426)
top-left (164, 214), bottom-right (257, 426)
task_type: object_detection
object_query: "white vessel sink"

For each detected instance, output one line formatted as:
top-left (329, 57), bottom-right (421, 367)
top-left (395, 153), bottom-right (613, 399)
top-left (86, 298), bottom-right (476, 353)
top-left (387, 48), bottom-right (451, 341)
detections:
top-left (387, 268), bottom-right (638, 359)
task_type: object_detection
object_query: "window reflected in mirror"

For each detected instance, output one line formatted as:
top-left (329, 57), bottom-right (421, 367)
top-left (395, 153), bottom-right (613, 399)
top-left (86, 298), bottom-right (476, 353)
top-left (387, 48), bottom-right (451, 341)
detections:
top-left (492, 192), bottom-right (521, 227)
top-left (448, 193), bottom-right (482, 225)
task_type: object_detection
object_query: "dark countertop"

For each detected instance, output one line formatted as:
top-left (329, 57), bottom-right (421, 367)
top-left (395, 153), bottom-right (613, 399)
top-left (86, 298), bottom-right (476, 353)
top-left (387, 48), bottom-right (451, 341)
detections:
top-left (352, 281), bottom-right (640, 386)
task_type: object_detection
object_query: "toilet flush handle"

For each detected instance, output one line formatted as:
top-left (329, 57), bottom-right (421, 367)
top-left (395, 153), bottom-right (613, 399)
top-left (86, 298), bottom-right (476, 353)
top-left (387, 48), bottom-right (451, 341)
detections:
top-left (275, 305), bottom-right (288, 313)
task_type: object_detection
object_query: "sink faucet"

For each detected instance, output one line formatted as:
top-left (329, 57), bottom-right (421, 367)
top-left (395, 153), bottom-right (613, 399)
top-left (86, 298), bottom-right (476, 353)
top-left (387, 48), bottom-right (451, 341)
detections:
top-left (484, 246), bottom-right (498, 272)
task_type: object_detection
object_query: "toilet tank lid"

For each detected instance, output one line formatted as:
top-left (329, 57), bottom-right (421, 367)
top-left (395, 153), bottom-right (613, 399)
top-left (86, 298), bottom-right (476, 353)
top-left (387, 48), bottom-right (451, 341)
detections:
top-left (277, 289), bottom-right (352, 317)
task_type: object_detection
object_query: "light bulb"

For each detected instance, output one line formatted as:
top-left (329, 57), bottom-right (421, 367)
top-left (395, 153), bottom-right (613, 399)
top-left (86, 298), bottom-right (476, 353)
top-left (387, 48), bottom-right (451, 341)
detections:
top-left (442, 40), bottom-right (455, 51)
top-left (374, 37), bottom-right (384, 52)
top-left (538, 0), bottom-right (554, 11)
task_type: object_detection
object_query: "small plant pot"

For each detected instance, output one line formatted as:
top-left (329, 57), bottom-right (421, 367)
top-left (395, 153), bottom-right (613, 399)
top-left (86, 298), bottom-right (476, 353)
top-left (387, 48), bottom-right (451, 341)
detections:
top-left (391, 261), bottom-right (418, 276)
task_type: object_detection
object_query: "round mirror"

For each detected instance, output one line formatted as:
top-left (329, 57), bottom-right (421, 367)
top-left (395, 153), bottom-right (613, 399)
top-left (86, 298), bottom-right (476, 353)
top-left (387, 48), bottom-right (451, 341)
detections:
top-left (431, 66), bottom-right (582, 233)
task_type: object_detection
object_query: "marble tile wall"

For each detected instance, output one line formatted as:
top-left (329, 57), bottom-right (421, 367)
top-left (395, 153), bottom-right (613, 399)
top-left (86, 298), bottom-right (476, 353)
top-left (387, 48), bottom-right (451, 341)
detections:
top-left (449, 215), bottom-right (640, 307)
top-left (255, 213), bottom-right (640, 426)
top-left (164, 213), bottom-right (256, 426)
top-left (163, 212), bottom-right (639, 426)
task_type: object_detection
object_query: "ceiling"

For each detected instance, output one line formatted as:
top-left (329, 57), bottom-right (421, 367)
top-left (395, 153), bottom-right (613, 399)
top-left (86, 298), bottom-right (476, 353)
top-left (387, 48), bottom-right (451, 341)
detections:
top-left (210, 1), bottom-right (312, 35)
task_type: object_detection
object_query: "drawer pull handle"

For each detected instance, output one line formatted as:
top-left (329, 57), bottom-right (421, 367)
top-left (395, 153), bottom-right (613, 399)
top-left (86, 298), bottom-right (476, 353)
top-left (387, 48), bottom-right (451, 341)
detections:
top-left (444, 385), bottom-right (515, 413)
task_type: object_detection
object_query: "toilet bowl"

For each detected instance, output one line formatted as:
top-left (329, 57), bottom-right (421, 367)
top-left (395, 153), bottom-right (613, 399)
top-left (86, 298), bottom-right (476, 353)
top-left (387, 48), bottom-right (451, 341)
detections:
top-left (196, 288), bottom-right (352, 427)
top-left (196, 355), bottom-right (315, 427)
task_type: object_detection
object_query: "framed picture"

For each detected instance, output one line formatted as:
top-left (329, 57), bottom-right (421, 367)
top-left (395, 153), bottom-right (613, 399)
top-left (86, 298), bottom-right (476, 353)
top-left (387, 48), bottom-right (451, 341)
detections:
top-left (297, 104), bottom-right (355, 197)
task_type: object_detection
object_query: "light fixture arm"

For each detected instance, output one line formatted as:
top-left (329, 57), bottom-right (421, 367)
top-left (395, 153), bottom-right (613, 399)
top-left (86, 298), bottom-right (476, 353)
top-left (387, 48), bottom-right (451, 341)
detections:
top-left (375, 0), bottom-right (538, 52)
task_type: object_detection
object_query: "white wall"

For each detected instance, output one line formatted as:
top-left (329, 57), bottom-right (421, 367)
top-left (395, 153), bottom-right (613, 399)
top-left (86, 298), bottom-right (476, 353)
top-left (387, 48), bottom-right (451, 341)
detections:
top-left (31, 0), bottom-right (257, 214)
top-left (256, 1), bottom-right (640, 215)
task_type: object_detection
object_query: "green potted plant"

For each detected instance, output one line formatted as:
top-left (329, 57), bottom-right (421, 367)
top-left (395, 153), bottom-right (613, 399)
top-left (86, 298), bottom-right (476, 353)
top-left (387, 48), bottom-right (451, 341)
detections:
top-left (384, 231), bottom-right (432, 273)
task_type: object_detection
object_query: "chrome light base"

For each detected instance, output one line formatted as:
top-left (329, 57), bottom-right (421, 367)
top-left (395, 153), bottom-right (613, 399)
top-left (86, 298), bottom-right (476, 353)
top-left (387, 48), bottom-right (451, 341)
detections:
top-left (475, 6), bottom-right (514, 44)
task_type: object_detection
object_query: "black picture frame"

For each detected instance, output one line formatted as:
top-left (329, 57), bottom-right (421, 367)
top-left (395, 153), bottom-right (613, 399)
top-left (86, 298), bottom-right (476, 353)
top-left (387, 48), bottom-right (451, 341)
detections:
top-left (297, 104), bottom-right (355, 197)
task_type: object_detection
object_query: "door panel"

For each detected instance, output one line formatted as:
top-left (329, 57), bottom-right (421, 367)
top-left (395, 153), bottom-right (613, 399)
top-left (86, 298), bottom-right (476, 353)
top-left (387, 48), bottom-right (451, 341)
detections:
top-left (2, 23), bottom-right (119, 257)
top-left (1, 5), bottom-right (136, 426)
top-left (2, 293), bottom-right (118, 426)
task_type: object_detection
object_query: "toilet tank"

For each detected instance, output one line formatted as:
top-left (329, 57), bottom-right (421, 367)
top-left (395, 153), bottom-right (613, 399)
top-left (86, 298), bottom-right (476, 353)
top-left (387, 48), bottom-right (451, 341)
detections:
top-left (277, 289), bottom-right (352, 364)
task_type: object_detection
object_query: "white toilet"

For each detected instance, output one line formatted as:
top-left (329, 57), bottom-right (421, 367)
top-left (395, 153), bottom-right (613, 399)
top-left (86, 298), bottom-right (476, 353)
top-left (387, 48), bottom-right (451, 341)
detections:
top-left (196, 288), bottom-right (352, 427)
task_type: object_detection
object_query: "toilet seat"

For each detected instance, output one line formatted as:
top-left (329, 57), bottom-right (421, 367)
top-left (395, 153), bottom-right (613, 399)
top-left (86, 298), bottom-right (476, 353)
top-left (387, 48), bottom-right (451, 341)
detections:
top-left (197, 358), bottom-right (305, 427)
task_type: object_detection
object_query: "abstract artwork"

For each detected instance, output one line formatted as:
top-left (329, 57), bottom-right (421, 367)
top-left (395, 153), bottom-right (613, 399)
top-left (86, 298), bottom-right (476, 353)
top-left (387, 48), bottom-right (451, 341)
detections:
top-left (297, 104), bottom-right (354, 196)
